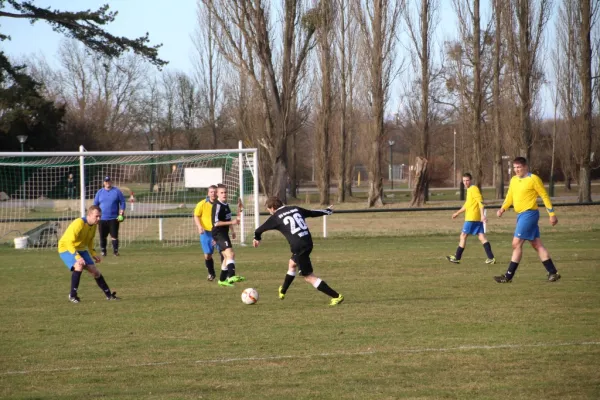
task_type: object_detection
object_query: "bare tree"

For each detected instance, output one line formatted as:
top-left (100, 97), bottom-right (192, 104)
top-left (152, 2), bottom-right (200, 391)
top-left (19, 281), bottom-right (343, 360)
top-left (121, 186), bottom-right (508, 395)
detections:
top-left (492, 0), bottom-right (505, 199)
top-left (193, 0), bottom-right (223, 149)
top-left (334, 0), bottom-right (359, 201)
top-left (355, 0), bottom-right (403, 207)
top-left (404, 0), bottom-right (437, 206)
top-left (202, 0), bottom-right (317, 201)
top-left (576, 0), bottom-right (594, 202)
top-left (176, 72), bottom-right (201, 149)
top-left (504, 0), bottom-right (552, 161)
top-left (448, 0), bottom-right (493, 187)
top-left (315, 1), bottom-right (334, 204)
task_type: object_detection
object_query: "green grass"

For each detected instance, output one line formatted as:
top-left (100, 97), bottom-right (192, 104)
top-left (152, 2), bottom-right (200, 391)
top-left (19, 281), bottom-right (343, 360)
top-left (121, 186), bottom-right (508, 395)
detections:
top-left (1, 230), bottom-right (599, 399)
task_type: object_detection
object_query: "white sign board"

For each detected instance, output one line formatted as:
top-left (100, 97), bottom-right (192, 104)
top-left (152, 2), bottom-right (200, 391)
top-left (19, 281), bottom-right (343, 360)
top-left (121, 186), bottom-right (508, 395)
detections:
top-left (184, 168), bottom-right (223, 188)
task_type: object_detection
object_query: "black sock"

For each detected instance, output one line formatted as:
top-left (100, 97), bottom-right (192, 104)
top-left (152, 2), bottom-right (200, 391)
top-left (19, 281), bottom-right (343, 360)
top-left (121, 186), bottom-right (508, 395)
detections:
top-left (455, 246), bottom-right (465, 260)
top-left (113, 239), bottom-right (119, 253)
top-left (542, 259), bottom-right (557, 274)
top-left (206, 259), bottom-right (215, 276)
top-left (483, 242), bottom-right (494, 259)
top-left (226, 262), bottom-right (236, 278)
top-left (70, 270), bottom-right (82, 297)
top-left (506, 262), bottom-right (519, 279)
top-left (281, 274), bottom-right (296, 294)
top-left (316, 280), bottom-right (339, 298)
top-left (95, 275), bottom-right (112, 297)
top-left (219, 269), bottom-right (228, 282)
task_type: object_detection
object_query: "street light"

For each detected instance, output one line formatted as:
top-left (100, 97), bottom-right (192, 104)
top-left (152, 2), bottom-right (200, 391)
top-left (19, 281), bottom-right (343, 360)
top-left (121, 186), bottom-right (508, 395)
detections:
top-left (149, 139), bottom-right (156, 193)
top-left (400, 164), bottom-right (405, 181)
top-left (453, 130), bottom-right (457, 188)
top-left (17, 135), bottom-right (27, 199)
top-left (388, 140), bottom-right (395, 189)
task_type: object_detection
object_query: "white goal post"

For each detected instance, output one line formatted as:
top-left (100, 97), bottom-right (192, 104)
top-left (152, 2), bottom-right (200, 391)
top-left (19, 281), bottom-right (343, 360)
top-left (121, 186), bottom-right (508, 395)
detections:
top-left (0, 143), bottom-right (259, 249)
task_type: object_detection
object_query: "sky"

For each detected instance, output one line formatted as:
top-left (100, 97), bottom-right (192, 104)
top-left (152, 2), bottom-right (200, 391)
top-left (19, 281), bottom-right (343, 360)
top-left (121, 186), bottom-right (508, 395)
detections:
top-left (1, 0), bottom-right (553, 118)
top-left (1, 0), bottom-right (199, 72)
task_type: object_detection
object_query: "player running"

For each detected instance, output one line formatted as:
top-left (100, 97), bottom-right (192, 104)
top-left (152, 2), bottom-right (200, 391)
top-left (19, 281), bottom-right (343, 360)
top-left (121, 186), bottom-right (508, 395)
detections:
top-left (252, 196), bottom-right (344, 306)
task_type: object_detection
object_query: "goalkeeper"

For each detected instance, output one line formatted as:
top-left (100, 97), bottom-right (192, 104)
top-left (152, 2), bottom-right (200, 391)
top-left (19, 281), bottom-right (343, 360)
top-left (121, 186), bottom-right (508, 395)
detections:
top-left (93, 176), bottom-right (126, 256)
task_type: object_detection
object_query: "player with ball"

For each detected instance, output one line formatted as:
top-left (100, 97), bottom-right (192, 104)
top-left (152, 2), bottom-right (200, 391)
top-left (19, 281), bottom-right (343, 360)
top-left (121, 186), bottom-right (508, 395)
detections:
top-left (253, 196), bottom-right (344, 306)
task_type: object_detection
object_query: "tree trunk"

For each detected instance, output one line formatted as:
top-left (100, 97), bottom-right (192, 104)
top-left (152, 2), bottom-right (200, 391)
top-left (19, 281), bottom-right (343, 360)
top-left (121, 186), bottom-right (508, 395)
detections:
top-left (577, 0), bottom-right (592, 203)
top-left (472, 0), bottom-right (483, 186)
top-left (493, 0), bottom-right (504, 199)
top-left (410, 157), bottom-right (428, 206)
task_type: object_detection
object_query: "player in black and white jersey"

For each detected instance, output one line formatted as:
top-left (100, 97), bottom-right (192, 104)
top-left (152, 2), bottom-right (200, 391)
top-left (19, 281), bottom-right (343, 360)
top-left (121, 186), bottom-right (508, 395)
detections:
top-left (253, 196), bottom-right (344, 306)
top-left (212, 184), bottom-right (246, 287)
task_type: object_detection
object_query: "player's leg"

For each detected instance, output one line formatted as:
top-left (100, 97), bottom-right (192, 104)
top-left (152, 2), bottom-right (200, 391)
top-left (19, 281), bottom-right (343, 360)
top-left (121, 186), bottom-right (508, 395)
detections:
top-left (298, 250), bottom-right (343, 306)
top-left (530, 238), bottom-right (560, 281)
top-left (278, 257), bottom-right (298, 299)
top-left (109, 219), bottom-right (119, 256)
top-left (494, 236), bottom-right (525, 283)
top-left (447, 224), bottom-right (470, 263)
top-left (216, 238), bottom-right (238, 286)
top-left (99, 221), bottom-right (109, 256)
top-left (200, 233), bottom-right (216, 280)
top-left (60, 251), bottom-right (85, 302)
top-left (477, 233), bottom-right (495, 264)
top-left (85, 261), bottom-right (119, 300)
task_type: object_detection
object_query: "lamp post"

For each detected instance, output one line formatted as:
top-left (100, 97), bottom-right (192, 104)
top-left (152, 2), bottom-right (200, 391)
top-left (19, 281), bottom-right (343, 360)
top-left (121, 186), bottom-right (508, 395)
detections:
top-left (149, 139), bottom-right (156, 193)
top-left (17, 135), bottom-right (28, 199)
top-left (388, 140), bottom-right (395, 189)
top-left (453, 130), bottom-right (457, 188)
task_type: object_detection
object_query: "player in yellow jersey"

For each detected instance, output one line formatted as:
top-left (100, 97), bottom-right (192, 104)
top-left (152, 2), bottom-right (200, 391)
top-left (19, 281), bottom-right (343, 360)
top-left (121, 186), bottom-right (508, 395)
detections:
top-left (493, 157), bottom-right (560, 283)
top-left (446, 173), bottom-right (495, 264)
top-left (58, 205), bottom-right (119, 303)
top-left (193, 185), bottom-right (220, 281)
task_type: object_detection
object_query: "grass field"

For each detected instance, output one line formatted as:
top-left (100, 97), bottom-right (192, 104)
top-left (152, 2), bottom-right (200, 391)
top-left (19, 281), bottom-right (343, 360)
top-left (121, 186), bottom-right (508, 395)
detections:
top-left (1, 214), bottom-right (599, 399)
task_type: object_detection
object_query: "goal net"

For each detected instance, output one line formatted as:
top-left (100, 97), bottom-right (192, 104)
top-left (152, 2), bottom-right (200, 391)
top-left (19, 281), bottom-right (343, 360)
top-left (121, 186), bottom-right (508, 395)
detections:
top-left (0, 147), bottom-right (259, 250)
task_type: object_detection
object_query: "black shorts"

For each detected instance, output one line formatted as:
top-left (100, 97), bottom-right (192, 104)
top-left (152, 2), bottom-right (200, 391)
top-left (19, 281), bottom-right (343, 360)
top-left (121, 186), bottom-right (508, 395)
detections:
top-left (213, 234), bottom-right (233, 251)
top-left (98, 219), bottom-right (120, 239)
top-left (291, 247), bottom-right (313, 276)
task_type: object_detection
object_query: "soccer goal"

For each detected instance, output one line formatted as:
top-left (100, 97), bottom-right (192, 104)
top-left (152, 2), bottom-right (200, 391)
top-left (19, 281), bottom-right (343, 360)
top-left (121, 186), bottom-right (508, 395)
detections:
top-left (0, 144), bottom-right (259, 249)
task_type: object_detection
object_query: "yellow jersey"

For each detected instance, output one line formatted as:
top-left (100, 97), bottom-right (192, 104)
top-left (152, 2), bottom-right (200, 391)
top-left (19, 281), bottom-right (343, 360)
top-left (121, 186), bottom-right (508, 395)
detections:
top-left (464, 185), bottom-right (484, 221)
top-left (58, 217), bottom-right (98, 257)
top-left (194, 198), bottom-right (214, 231)
top-left (501, 173), bottom-right (555, 216)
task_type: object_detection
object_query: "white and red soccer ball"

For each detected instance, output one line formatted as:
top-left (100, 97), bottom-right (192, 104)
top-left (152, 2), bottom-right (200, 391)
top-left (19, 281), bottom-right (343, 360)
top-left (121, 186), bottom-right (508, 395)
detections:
top-left (241, 288), bottom-right (259, 305)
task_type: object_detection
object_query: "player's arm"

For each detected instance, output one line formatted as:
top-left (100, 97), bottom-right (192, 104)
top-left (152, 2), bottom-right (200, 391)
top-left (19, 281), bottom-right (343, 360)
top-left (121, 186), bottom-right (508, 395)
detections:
top-left (65, 221), bottom-right (84, 258)
top-left (93, 190), bottom-right (100, 206)
top-left (472, 187), bottom-right (486, 222)
top-left (300, 205), bottom-right (334, 218)
top-left (193, 202), bottom-right (205, 233)
top-left (452, 205), bottom-right (466, 219)
top-left (118, 191), bottom-right (126, 216)
top-left (87, 230), bottom-right (101, 262)
top-left (498, 183), bottom-right (513, 217)
top-left (533, 175), bottom-right (558, 225)
top-left (253, 216), bottom-right (278, 244)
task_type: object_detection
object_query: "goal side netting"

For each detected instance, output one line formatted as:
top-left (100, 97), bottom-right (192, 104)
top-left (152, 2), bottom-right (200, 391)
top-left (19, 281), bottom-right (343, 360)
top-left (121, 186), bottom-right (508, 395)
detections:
top-left (0, 147), bottom-right (259, 249)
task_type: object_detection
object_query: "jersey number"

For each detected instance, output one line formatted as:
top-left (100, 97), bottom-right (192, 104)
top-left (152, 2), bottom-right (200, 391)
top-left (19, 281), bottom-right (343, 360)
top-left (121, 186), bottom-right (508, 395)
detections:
top-left (283, 213), bottom-right (308, 235)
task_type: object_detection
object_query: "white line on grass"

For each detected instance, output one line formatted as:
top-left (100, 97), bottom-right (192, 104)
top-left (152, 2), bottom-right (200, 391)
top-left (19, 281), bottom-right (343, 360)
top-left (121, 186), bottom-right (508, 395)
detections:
top-left (2, 341), bottom-right (599, 376)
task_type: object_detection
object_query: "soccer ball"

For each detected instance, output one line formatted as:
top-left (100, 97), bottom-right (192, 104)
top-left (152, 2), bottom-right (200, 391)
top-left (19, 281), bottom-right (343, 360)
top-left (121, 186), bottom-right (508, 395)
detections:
top-left (241, 288), bottom-right (259, 305)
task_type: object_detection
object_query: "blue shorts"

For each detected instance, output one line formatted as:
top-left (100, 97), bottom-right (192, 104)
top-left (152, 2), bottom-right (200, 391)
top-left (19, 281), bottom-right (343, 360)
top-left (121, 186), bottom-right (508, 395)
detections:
top-left (200, 232), bottom-right (218, 254)
top-left (514, 210), bottom-right (540, 241)
top-left (59, 250), bottom-right (94, 270)
top-left (462, 221), bottom-right (485, 235)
